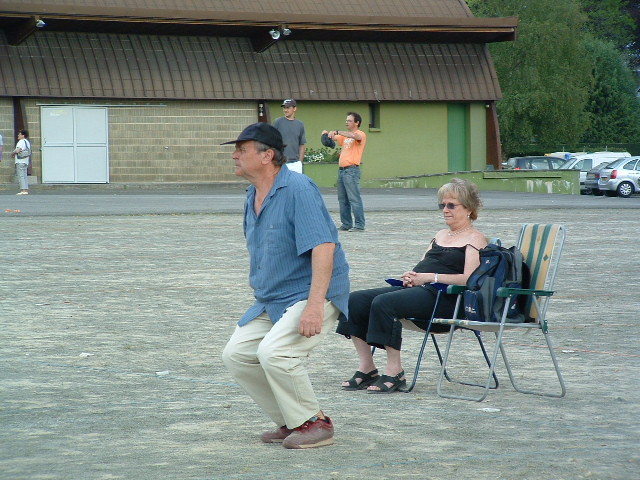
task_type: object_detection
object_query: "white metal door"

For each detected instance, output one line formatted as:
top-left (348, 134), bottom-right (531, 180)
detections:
top-left (41, 107), bottom-right (75, 182)
top-left (41, 106), bottom-right (109, 183)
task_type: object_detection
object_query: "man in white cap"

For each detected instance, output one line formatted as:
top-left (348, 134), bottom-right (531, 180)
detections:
top-left (273, 99), bottom-right (306, 174)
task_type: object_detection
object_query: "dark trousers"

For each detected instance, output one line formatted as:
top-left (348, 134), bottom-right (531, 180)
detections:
top-left (336, 286), bottom-right (456, 350)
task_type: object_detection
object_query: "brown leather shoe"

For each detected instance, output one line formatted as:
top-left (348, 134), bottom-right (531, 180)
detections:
top-left (282, 416), bottom-right (334, 449)
top-left (260, 425), bottom-right (293, 443)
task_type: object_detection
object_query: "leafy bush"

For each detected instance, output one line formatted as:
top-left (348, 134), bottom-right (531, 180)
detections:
top-left (304, 147), bottom-right (341, 163)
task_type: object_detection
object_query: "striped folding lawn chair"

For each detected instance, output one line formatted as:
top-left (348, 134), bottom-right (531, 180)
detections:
top-left (432, 224), bottom-right (567, 402)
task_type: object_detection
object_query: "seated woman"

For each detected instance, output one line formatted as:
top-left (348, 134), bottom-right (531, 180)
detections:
top-left (337, 178), bottom-right (487, 393)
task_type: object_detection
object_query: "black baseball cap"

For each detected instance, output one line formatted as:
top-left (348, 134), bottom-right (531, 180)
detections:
top-left (281, 99), bottom-right (297, 107)
top-left (321, 132), bottom-right (335, 148)
top-left (221, 122), bottom-right (284, 152)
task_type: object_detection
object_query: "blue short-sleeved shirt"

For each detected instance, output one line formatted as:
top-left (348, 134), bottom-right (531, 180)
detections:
top-left (239, 167), bottom-right (350, 326)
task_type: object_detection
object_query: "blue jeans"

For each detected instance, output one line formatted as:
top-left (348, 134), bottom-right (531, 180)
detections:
top-left (337, 166), bottom-right (365, 229)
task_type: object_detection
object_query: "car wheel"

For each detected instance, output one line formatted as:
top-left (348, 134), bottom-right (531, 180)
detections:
top-left (616, 181), bottom-right (634, 198)
top-left (592, 188), bottom-right (603, 196)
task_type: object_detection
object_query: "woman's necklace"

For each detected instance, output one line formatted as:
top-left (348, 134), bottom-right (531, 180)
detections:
top-left (448, 224), bottom-right (473, 237)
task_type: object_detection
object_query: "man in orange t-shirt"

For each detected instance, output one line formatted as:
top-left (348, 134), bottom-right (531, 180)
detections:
top-left (323, 112), bottom-right (367, 231)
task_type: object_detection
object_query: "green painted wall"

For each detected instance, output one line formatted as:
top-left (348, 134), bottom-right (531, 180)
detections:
top-left (302, 162), bottom-right (338, 187)
top-left (305, 163), bottom-right (580, 194)
top-left (268, 100), bottom-right (479, 182)
top-left (369, 170), bottom-right (580, 194)
top-left (367, 102), bottom-right (448, 179)
top-left (469, 103), bottom-right (487, 171)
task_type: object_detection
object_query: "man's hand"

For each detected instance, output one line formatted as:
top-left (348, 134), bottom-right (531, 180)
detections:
top-left (300, 242), bottom-right (335, 337)
top-left (298, 305), bottom-right (324, 338)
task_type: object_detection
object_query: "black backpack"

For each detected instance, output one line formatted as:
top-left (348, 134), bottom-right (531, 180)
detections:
top-left (463, 244), bottom-right (530, 323)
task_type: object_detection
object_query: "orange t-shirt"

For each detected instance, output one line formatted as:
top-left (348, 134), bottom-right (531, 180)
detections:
top-left (336, 130), bottom-right (367, 167)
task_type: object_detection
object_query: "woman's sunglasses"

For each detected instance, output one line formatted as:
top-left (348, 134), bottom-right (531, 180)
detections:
top-left (438, 202), bottom-right (461, 210)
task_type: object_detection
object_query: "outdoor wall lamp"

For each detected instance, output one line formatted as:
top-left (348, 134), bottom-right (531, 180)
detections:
top-left (268, 26), bottom-right (291, 41)
top-left (254, 25), bottom-right (292, 52)
top-left (269, 29), bottom-right (281, 40)
top-left (35, 16), bottom-right (46, 28)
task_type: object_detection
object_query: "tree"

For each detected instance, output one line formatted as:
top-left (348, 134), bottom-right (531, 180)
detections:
top-left (580, 0), bottom-right (635, 51)
top-left (622, 1), bottom-right (640, 66)
top-left (581, 36), bottom-right (640, 143)
top-left (468, 0), bottom-right (592, 155)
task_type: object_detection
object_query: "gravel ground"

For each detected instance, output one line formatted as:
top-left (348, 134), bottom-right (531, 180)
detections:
top-left (1, 190), bottom-right (639, 480)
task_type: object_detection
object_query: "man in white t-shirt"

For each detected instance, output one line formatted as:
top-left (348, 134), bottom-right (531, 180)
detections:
top-left (11, 129), bottom-right (31, 195)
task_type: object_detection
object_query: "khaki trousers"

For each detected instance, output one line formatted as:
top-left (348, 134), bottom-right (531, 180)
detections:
top-left (222, 300), bottom-right (339, 429)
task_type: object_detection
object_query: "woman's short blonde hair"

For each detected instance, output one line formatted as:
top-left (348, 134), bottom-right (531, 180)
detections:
top-left (437, 178), bottom-right (483, 220)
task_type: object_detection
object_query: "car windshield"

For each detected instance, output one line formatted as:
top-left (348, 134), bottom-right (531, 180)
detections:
top-left (547, 157), bottom-right (565, 169)
top-left (560, 159), bottom-right (574, 168)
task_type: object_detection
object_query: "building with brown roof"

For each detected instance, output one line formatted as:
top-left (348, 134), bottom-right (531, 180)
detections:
top-left (0, 1), bottom-right (516, 185)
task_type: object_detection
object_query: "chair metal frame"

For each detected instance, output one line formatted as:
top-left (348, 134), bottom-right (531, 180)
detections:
top-left (432, 224), bottom-right (567, 402)
top-left (398, 288), bottom-right (499, 393)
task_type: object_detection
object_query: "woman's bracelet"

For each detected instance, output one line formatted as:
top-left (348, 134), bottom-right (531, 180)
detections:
top-left (434, 273), bottom-right (439, 283)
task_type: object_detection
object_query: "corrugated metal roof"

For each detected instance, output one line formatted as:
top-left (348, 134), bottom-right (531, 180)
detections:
top-left (0, 31), bottom-right (501, 101)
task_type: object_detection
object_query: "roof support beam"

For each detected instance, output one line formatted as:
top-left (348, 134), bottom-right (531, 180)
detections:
top-left (0, 11), bottom-right (518, 43)
top-left (5, 17), bottom-right (37, 45)
top-left (250, 35), bottom-right (278, 53)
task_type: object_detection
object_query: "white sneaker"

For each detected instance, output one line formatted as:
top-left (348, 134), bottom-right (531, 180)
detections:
top-left (16, 191), bottom-right (29, 195)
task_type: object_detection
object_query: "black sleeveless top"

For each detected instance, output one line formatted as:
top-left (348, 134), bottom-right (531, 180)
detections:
top-left (412, 240), bottom-right (467, 274)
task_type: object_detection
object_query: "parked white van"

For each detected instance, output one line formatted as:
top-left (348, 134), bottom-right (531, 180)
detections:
top-left (547, 152), bottom-right (581, 161)
top-left (561, 152), bottom-right (631, 192)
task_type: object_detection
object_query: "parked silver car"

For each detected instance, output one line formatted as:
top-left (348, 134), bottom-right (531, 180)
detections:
top-left (584, 161), bottom-right (619, 196)
top-left (596, 157), bottom-right (640, 197)
top-left (561, 152), bottom-right (631, 193)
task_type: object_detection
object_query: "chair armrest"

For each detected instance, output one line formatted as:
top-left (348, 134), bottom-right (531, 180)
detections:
top-left (496, 287), bottom-right (554, 297)
top-left (446, 285), bottom-right (467, 295)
